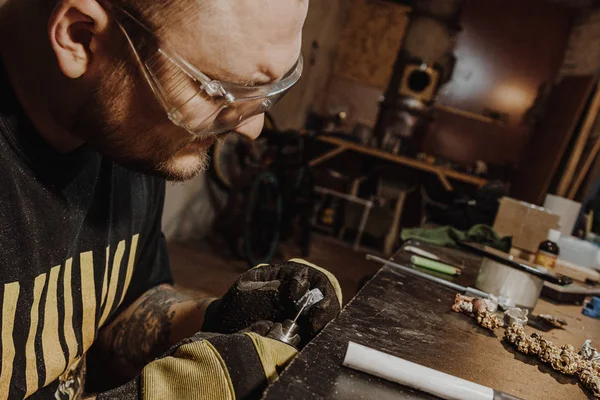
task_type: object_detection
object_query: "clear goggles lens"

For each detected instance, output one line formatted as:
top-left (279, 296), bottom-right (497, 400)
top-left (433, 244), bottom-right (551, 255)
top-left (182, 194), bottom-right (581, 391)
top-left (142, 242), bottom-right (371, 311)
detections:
top-left (114, 6), bottom-right (303, 137)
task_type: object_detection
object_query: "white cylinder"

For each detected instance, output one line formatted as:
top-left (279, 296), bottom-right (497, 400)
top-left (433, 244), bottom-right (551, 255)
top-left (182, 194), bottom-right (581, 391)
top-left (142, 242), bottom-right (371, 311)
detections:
top-left (343, 342), bottom-right (494, 400)
top-left (475, 258), bottom-right (544, 311)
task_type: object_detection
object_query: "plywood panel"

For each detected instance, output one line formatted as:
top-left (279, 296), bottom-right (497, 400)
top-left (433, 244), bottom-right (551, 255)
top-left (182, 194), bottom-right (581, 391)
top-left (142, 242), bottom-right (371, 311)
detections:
top-left (333, 0), bottom-right (410, 89)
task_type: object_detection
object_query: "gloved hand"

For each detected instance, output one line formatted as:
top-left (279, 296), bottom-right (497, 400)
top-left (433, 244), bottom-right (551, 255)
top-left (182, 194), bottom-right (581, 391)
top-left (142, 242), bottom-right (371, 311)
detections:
top-left (202, 259), bottom-right (342, 342)
top-left (97, 322), bottom-right (296, 400)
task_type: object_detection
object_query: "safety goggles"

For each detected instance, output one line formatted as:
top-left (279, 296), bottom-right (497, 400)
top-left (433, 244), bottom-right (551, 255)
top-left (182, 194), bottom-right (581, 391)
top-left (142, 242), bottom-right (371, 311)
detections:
top-left (108, 4), bottom-right (303, 137)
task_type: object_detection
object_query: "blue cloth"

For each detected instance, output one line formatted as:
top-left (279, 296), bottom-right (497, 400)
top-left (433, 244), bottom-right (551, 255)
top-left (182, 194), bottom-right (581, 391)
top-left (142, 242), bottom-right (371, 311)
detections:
top-left (582, 297), bottom-right (600, 319)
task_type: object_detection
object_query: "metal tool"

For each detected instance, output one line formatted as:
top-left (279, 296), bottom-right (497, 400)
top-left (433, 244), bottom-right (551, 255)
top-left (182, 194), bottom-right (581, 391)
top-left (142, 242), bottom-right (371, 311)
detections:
top-left (267, 288), bottom-right (324, 348)
top-left (368, 254), bottom-right (520, 310)
top-left (404, 245), bottom-right (440, 260)
top-left (367, 254), bottom-right (490, 298)
top-left (458, 241), bottom-right (572, 286)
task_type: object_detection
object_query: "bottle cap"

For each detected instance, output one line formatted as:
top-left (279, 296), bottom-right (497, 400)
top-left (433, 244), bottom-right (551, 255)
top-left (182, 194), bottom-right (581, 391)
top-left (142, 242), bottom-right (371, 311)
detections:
top-left (548, 229), bottom-right (561, 243)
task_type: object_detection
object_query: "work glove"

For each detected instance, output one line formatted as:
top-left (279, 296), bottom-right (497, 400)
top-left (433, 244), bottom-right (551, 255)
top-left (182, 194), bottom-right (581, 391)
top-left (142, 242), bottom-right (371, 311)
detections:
top-left (202, 259), bottom-right (343, 343)
top-left (97, 322), bottom-right (296, 400)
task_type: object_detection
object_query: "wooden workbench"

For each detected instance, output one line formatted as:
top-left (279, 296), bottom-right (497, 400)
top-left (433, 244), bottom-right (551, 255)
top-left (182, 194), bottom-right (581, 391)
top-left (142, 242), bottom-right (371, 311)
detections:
top-left (310, 135), bottom-right (489, 191)
top-left (263, 243), bottom-right (600, 400)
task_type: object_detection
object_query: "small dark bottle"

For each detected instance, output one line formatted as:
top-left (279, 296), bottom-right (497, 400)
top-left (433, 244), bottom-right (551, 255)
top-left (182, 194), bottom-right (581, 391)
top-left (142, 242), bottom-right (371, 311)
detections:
top-left (534, 229), bottom-right (561, 269)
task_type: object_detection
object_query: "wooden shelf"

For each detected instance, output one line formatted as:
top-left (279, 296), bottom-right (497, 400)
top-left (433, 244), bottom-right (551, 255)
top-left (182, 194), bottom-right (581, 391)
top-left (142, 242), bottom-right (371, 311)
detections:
top-left (435, 104), bottom-right (501, 125)
top-left (311, 135), bottom-right (489, 191)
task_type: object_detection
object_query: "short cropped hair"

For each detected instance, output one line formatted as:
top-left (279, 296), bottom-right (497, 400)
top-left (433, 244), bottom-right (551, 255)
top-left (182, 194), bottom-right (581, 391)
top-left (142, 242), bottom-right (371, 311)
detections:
top-left (112, 0), bottom-right (206, 32)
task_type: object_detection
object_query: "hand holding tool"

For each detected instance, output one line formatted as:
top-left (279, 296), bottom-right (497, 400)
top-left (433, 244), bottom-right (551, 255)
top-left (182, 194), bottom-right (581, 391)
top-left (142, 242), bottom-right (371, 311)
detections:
top-left (267, 288), bottom-right (325, 348)
top-left (202, 259), bottom-right (342, 338)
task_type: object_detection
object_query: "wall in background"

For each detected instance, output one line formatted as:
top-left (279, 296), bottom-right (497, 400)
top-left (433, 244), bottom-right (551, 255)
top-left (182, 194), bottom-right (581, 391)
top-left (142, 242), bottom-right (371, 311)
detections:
top-left (269, 0), bottom-right (350, 130)
top-left (427, 0), bottom-right (574, 166)
top-left (318, 75), bottom-right (384, 128)
top-left (422, 111), bottom-right (531, 165)
top-left (437, 0), bottom-right (574, 126)
top-left (162, 174), bottom-right (227, 242)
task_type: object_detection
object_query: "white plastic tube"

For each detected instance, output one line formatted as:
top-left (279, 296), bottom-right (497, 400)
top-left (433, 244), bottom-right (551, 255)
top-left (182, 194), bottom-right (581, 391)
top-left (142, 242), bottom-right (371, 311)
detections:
top-left (404, 245), bottom-right (440, 260)
top-left (343, 342), bottom-right (494, 400)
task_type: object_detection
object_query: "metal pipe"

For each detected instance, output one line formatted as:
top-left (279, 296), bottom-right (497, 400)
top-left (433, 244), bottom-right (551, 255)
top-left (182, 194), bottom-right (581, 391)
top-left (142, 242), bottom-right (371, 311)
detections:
top-left (354, 204), bottom-right (372, 251)
top-left (314, 186), bottom-right (373, 207)
top-left (366, 254), bottom-right (489, 298)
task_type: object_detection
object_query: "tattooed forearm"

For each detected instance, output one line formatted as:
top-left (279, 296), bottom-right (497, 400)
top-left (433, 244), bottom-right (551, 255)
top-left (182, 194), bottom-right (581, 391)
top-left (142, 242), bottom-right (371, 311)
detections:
top-left (103, 285), bottom-right (188, 370)
top-left (96, 284), bottom-right (215, 378)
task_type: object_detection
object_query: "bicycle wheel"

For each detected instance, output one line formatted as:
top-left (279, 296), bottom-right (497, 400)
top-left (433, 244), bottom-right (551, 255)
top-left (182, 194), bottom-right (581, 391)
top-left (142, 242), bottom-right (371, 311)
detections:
top-left (209, 134), bottom-right (246, 191)
top-left (209, 114), bottom-right (278, 191)
top-left (244, 171), bottom-right (283, 267)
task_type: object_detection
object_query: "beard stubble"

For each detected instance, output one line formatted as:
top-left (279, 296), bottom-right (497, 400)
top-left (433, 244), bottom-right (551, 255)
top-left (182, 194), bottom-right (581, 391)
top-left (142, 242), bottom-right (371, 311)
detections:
top-left (69, 59), bottom-right (212, 182)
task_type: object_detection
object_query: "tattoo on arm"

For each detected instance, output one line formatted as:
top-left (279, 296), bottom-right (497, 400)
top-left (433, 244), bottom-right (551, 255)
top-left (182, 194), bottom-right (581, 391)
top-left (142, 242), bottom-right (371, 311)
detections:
top-left (101, 285), bottom-right (205, 371)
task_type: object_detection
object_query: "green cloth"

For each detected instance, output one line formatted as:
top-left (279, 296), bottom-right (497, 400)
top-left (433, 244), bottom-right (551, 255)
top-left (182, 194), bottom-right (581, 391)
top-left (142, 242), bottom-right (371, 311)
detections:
top-left (401, 224), bottom-right (512, 252)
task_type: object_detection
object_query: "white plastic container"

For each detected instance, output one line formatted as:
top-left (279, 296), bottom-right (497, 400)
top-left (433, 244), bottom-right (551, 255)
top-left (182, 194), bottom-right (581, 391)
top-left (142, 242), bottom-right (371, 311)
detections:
top-left (557, 235), bottom-right (600, 270)
top-left (475, 258), bottom-right (544, 310)
top-left (543, 194), bottom-right (582, 235)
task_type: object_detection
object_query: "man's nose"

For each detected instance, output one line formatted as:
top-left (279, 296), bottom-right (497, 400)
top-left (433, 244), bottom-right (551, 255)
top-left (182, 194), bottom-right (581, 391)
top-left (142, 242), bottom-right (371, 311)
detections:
top-left (233, 114), bottom-right (266, 140)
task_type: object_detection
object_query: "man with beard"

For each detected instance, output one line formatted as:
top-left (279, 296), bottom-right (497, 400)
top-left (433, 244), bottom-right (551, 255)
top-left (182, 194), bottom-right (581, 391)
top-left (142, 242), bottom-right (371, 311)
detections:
top-left (0, 0), bottom-right (342, 398)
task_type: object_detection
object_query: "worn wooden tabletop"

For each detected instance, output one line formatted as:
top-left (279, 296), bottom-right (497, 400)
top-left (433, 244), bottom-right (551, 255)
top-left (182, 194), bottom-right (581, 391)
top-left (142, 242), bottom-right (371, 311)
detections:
top-left (263, 242), bottom-right (600, 400)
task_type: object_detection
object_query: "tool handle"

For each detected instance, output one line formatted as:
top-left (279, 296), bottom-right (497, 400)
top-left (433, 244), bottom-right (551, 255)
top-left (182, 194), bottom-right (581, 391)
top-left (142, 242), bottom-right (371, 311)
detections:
top-left (410, 255), bottom-right (461, 276)
top-left (404, 246), bottom-right (440, 260)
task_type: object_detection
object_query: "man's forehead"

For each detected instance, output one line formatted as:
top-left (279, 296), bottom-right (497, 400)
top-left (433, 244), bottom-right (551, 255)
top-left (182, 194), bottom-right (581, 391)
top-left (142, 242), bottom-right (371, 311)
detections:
top-left (163, 0), bottom-right (307, 85)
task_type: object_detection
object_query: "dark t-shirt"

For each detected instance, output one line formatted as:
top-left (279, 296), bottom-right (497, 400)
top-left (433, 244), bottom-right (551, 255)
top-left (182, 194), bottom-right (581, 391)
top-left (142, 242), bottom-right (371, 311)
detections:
top-left (0, 64), bottom-right (172, 399)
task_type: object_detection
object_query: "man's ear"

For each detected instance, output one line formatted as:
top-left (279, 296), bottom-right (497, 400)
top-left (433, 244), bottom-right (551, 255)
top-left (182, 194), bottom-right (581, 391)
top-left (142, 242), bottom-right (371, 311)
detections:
top-left (48, 0), bottom-right (110, 79)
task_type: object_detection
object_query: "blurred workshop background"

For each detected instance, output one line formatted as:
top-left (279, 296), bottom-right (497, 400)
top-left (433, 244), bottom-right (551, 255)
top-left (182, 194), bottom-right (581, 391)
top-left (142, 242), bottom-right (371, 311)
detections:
top-left (163, 0), bottom-right (600, 304)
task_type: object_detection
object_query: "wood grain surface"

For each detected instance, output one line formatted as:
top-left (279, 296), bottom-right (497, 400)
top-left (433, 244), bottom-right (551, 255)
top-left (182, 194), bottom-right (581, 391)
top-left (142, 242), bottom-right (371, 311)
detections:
top-left (333, 0), bottom-right (410, 89)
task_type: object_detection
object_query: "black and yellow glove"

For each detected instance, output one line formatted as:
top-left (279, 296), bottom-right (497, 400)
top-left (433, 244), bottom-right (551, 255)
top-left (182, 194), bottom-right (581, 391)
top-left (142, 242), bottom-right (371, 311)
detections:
top-left (202, 259), bottom-right (342, 342)
top-left (97, 322), bottom-right (296, 400)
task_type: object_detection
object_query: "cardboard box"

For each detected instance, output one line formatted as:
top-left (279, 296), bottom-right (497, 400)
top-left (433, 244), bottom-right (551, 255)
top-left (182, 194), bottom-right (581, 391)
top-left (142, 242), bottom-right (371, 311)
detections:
top-left (493, 197), bottom-right (560, 253)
